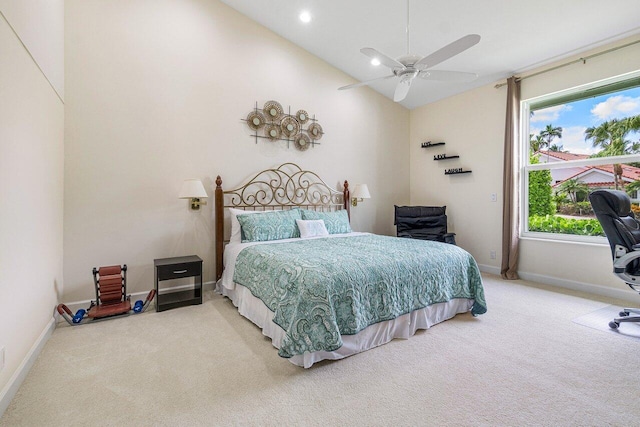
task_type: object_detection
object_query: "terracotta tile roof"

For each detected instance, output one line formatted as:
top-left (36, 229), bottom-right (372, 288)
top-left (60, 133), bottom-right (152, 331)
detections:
top-left (583, 181), bottom-right (617, 187)
top-left (551, 165), bottom-right (640, 188)
top-left (537, 150), bottom-right (590, 161)
top-left (590, 164), bottom-right (640, 181)
top-left (552, 168), bottom-right (589, 187)
top-left (543, 150), bottom-right (640, 188)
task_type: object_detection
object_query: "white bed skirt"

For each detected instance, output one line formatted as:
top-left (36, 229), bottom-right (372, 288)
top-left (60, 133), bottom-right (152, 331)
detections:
top-left (216, 281), bottom-right (474, 368)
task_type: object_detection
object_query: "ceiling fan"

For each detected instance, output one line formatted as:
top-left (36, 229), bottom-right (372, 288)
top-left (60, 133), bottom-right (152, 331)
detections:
top-left (338, 0), bottom-right (481, 102)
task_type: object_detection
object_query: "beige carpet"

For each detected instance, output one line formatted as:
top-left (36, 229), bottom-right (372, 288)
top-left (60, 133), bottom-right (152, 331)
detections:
top-left (2, 274), bottom-right (640, 426)
top-left (573, 304), bottom-right (640, 339)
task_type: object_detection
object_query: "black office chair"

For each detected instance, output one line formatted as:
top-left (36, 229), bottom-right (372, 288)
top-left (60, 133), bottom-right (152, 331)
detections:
top-left (589, 189), bottom-right (640, 329)
top-left (394, 205), bottom-right (456, 244)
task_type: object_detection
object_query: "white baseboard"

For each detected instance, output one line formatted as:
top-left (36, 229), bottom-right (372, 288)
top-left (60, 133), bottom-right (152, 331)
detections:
top-left (477, 264), bottom-right (501, 276)
top-left (477, 264), bottom-right (636, 303)
top-left (55, 281), bottom-right (217, 322)
top-left (0, 317), bottom-right (55, 418)
top-left (517, 271), bottom-right (637, 303)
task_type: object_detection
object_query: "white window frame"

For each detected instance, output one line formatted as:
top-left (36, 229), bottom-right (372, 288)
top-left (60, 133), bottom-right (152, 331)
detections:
top-left (520, 70), bottom-right (640, 244)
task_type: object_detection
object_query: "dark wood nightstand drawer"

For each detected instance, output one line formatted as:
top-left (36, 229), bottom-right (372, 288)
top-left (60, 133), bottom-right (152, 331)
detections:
top-left (154, 255), bottom-right (203, 312)
top-left (156, 261), bottom-right (201, 281)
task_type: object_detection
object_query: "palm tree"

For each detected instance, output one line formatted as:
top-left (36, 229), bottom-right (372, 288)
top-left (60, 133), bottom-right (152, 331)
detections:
top-left (557, 179), bottom-right (588, 203)
top-left (623, 115), bottom-right (640, 131)
top-left (586, 120), bottom-right (621, 154)
top-left (529, 134), bottom-right (547, 153)
top-left (540, 124), bottom-right (562, 160)
top-left (586, 115), bottom-right (640, 189)
top-left (624, 179), bottom-right (640, 199)
top-left (540, 124), bottom-right (563, 148)
top-left (549, 144), bottom-right (564, 152)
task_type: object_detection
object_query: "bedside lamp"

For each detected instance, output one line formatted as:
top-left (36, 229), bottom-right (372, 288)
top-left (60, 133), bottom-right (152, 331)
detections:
top-left (351, 184), bottom-right (371, 207)
top-left (179, 179), bottom-right (208, 210)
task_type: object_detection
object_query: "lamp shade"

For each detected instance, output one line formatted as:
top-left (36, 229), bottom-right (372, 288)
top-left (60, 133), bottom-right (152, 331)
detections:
top-left (179, 179), bottom-right (208, 199)
top-left (352, 184), bottom-right (371, 199)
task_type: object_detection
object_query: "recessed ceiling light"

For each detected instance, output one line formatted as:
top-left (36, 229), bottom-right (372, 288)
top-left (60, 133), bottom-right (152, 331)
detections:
top-left (371, 58), bottom-right (381, 66)
top-left (299, 11), bottom-right (311, 23)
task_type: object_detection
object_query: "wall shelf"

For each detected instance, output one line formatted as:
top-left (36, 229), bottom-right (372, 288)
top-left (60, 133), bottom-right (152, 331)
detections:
top-left (421, 141), bottom-right (445, 148)
top-left (445, 169), bottom-right (472, 175)
top-left (423, 139), bottom-right (472, 175)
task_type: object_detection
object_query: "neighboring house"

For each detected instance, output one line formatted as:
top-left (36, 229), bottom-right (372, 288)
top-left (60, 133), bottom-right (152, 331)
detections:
top-left (535, 151), bottom-right (590, 185)
top-left (535, 150), bottom-right (640, 199)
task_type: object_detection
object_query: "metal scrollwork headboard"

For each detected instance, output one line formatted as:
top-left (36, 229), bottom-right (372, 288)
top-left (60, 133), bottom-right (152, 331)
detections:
top-left (215, 163), bottom-right (350, 280)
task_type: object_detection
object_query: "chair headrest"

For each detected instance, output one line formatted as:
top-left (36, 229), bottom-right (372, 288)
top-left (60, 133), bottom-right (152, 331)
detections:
top-left (394, 205), bottom-right (447, 225)
top-left (589, 189), bottom-right (631, 217)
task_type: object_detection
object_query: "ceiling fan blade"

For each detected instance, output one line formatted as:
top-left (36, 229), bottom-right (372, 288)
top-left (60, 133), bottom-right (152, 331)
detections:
top-left (338, 74), bottom-right (395, 90)
top-left (415, 34), bottom-right (481, 70)
top-left (418, 70), bottom-right (478, 82)
top-left (393, 77), bottom-right (413, 102)
top-left (360, 48), bottom-right (404, 70)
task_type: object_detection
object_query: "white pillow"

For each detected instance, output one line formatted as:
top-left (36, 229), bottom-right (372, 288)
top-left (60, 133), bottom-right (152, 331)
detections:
top-left (229, 208), bottom-right (269, 244)
top-left (296, 219), bottom-right (329, 238)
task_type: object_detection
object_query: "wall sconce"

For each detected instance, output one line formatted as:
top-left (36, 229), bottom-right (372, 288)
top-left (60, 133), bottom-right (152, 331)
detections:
top-left (351, 184), bottom-right (371, 207)
top-left (179, 179), bottom-right (208, 210)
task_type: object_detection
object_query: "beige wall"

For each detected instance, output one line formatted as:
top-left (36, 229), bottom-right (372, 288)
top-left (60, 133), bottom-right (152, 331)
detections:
top-left (64, 0), bottom-right (410, 302)
top-left (410, 35), bottom-right (640, 298)
top-left (0, 9), bottom-right (64, 397)
top-left (409, 83), bottom-right (505, 267)
top-left (0, 0), bottom-right (64, 99)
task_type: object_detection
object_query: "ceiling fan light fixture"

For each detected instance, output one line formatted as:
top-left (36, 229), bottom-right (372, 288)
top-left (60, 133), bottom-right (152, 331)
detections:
top-left (400, 72), bottom-right (416, 82)
top-left (337, 0), bottom-right (480, 103)
top-left (299, 11), bottom-right (311, 23)
top-left (393, 77), bottom-right (413, 102)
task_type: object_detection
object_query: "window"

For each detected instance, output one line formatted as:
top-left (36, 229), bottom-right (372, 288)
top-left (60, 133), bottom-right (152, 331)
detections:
top-left (521, 71), bottom-right (640, 242)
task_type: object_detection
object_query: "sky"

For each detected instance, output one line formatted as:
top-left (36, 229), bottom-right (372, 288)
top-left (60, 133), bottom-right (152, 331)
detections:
top-left (530, 86), bottom-right (640, 155)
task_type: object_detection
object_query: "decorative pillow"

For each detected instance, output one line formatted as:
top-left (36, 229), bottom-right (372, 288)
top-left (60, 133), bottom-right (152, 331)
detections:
top-left (300, 210), bottom-right (352, 234)
top-left (237, 209), bottom-right (302, 243)
top-left (229, 208), bottom-right (270, 244)
top-left (296, 219), bottom-right (329, 238)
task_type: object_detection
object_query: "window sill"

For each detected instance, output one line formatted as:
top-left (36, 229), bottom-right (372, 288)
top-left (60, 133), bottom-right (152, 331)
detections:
top-left (520, 231), bottom-right (608, 247)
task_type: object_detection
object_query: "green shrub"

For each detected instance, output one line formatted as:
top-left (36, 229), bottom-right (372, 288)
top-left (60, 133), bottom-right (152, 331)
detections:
top-left (557, 201), bottom-right (594, 216)
top-left (576, 201), bottom-right (593, 215)
top-left (528, 215), bottom-right (604, 236)
top-left (553, 194), bottom-right (568, 205)
top-left (557, 203), bottom-right (578, 215)
top-left (528, 156), bottom-right (554, 216)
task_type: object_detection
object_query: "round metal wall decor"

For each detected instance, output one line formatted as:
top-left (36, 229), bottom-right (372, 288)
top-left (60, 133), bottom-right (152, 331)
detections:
top-left (263, 100), bottom-right (283, 120)
top-left (264, 123), bottom-right (281, 141)
top-left (243, 100), bottom-right (323, 150)
top-left (307, 123), bottom-right (324, 140)
top-left (296, 110), bottom-right (309, 124)
top-left (246, 111), bottom-right (266, 131)
top-left (294, 133), bottom-right (311, 151)
top-left (281, 116), bottom-right (300, 138)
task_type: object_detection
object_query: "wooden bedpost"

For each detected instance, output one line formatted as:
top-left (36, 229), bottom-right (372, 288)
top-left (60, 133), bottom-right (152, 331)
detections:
top-left (343, 180), bottom-right (350, 220)
top-left (215, 176), bottom-right (224, 281)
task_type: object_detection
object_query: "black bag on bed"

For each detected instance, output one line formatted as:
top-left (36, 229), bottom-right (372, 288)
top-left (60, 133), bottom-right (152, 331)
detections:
top-left (394, 205), bottom-right (456, 244)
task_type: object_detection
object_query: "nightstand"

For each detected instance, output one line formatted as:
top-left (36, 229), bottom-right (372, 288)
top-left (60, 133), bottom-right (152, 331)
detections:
top-left (154, 255), bottom-right (203, 312)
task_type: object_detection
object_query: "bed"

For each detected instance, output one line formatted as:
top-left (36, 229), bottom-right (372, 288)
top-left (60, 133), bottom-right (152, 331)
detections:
top-left (214, 163), bottom-right (486, 367)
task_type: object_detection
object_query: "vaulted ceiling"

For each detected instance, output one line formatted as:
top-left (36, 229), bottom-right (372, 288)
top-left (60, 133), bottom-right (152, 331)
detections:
top-left (219, 0), bottom-right (640, 109)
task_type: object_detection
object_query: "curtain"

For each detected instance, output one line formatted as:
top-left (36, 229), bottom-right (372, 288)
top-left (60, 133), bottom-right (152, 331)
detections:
top-left (501, 76), bottom-right (521, 280)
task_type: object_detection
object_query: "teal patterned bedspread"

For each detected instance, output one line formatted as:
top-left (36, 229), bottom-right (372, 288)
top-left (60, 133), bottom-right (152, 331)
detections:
top-left (232, 234), bottom-right (486, 358)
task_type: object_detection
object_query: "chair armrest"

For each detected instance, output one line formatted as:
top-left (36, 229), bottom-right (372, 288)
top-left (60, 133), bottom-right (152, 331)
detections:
top-left (613, 250), bottom-right (640, 285)
top-left (443, 233), bottom-right (456, 245)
